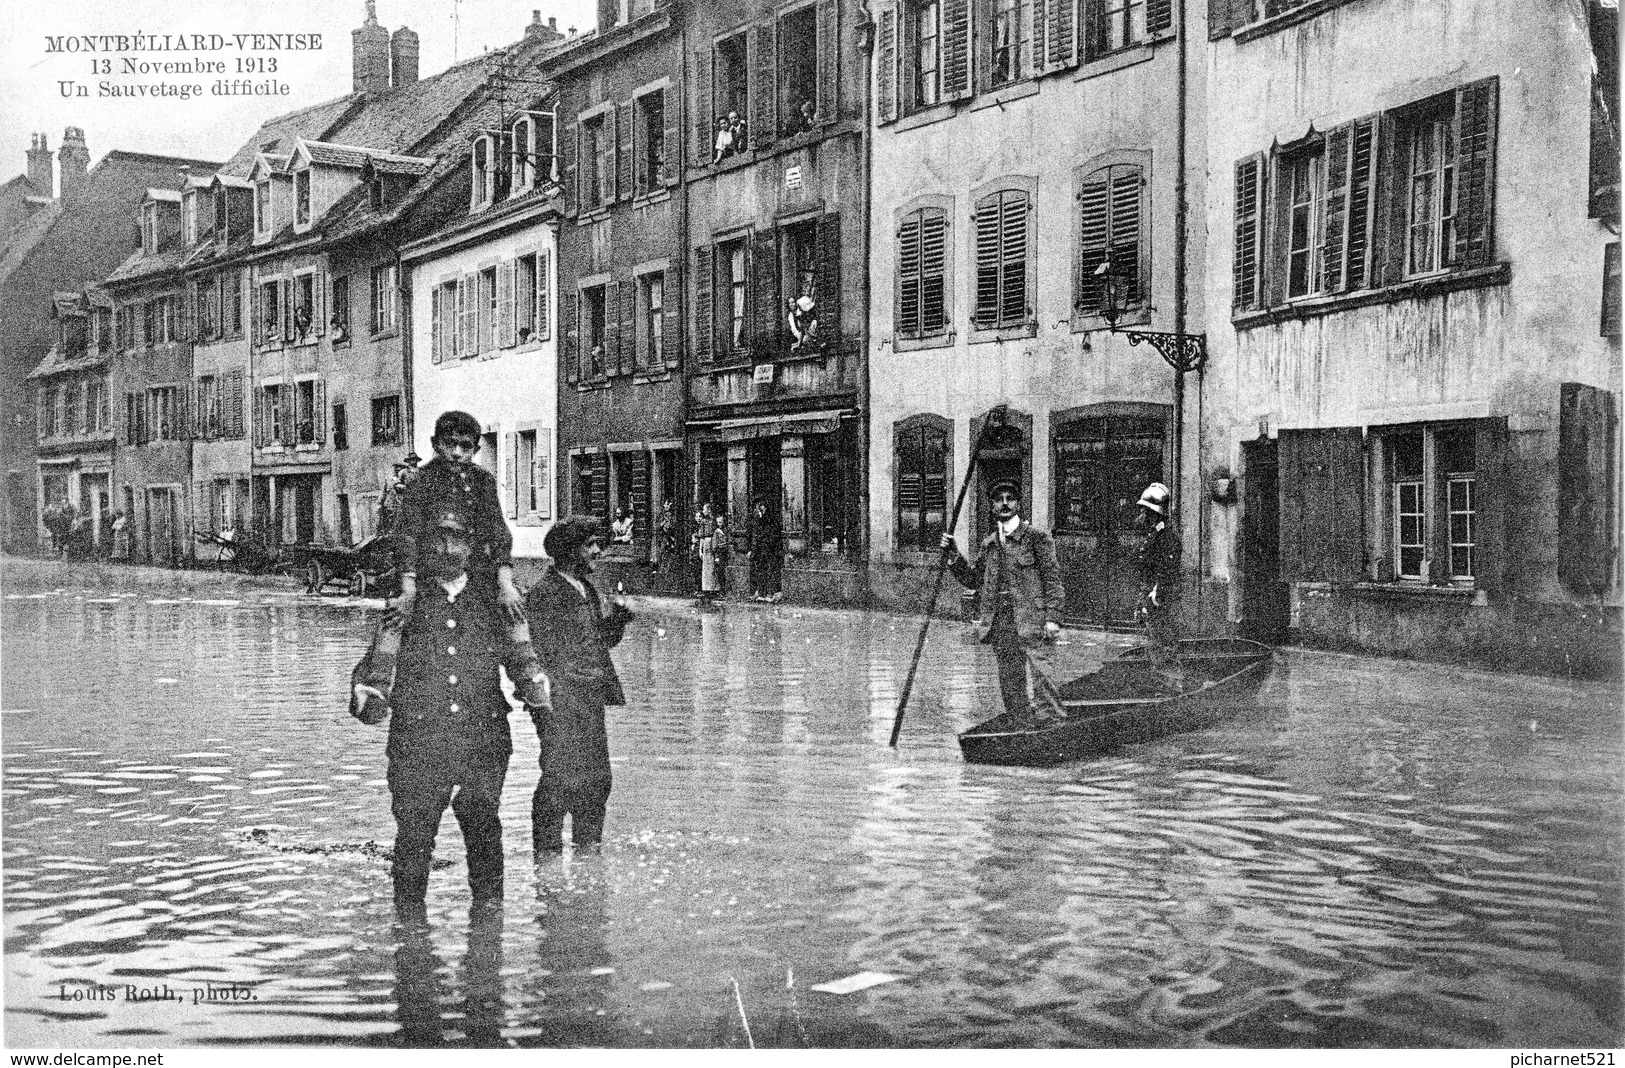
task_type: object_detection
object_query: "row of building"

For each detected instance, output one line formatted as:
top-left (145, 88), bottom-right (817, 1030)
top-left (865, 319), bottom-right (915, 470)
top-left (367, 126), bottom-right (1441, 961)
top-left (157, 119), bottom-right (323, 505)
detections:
top-left (3, 0), bottom-right (1619, 675)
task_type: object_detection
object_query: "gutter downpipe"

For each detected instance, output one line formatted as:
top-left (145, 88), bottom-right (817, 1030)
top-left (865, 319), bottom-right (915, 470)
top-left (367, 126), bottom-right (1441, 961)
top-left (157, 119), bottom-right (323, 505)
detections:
top-left (857, 0), bottom-right (876, 605)
top-left (1172, 0), bottom-right (1201, 624)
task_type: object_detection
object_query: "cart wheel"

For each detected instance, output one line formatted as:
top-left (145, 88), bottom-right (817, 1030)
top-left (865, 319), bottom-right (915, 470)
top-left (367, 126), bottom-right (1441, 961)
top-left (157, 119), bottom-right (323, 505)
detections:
top-left (348, 570), bottom-right (368, 599)
top-left (306, 559), bottom-right (327, 593)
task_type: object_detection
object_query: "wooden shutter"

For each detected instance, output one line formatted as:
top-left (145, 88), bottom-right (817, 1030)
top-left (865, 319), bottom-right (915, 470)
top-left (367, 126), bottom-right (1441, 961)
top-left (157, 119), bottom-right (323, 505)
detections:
top-left (536, 252), bottom-right (551, 340)
top-left (590, 460), bottom-right (610, 517)
top-left (1001, 193), bottom-right (1030, 324)
top-left (1278, 427), bottom-right (1365, 583)
top-left (598, 112), bottom-right (617, 207)
top-left (280, 386), bottom-right (296, 445)
top-left (226, 369), bottom-right (244, 439)
top-left (1453, 76), bottom-right (1499, 269)
top-left (663, 272), bottom-right (681, 368)
top-left (816, 0), bottom-right (839, 123)
top-left (476, 272), bottom-right (490, 354)
top-left (661, 89), bottom-right (680, 185)
top-left (314, 380), bottom-right (326, 443)
top-left (631, 451), bottom-right (651, 539)
top-left (921, 210), bottom-right (947, 332)
top-left (563, 119), bottom-right (578, 217)
top-left (817, 211), bottom-right (842, 345)
top-left (1046, 0), bottom-right (1077, 69)
top-left (693, 46), bottom-right (715, 167)
top-left (1320, 123), bottom-right (1354, 294)
top-left (749, 22), bottom-right (777, 148)
top-left (897, 211), bottom-right (922, 335)
top-left (314, 270), bottom-right (327, 336)
top-left (618, 279), bottom-right (637, 376)
top-left (617, 101), bottom-right (634, 202)
top-left (563, 287), bottom-right (579, 384)
top-left (877, 5), bottom-right (900, 124)
top-left (1233, 153), bottom-right (1264, 309)
top-left (1344, 117), bottom-right (1379, 290)
top-left (1473, 416), bottom-right (1510, 595)
top-left (694, 245), bottom-right (714, 363)
top-left (1146, 0), bottom-right (1172, 34)
top-left (1076, 170), bottom-right (1110, 312)
top-left (604, 282), bottom-right (622, 374)
top-left (751, 229), bottom-right (780, 356)
top-left (498, 260), bottom-right (516, 348)
top-left (430, 283), bottom-right (443, 363)
top-left (505, 432), bottom-right (519, 519)
top-left (974, 195), bottom-right (1001, 325)
top-left (942, 0), bottom-right (973, 100)
top-left (1558, 384), bottom-right (1619, 594)
top-left (179, 285), bottom-right (195, 342)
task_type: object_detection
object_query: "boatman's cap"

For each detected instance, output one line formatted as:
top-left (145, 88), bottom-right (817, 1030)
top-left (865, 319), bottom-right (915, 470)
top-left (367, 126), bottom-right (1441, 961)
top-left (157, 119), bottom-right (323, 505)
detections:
top-left (987, 479), bottom-right (1022, 500)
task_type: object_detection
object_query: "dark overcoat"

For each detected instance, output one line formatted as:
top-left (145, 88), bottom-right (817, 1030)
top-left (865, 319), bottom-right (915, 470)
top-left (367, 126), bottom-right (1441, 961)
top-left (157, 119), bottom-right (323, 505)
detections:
top-left (524, 567), bottom-right (629, 787)
top-left (947, 521), bottom-right (1067, 646)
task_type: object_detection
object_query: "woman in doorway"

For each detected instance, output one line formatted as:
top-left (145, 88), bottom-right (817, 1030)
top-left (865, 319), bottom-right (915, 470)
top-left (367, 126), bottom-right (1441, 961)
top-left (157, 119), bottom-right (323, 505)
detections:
top-left (694, 501), bottom-right (725, 604)
top-left (110, 510), bottom-right (130, 562)
top-left (749, 498), bottom-right (783, 602)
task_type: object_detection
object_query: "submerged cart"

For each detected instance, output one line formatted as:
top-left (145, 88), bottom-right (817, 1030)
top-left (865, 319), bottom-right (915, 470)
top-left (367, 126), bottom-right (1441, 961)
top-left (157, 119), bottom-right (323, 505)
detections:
top-left (297, 534), bottom-right (401, 598)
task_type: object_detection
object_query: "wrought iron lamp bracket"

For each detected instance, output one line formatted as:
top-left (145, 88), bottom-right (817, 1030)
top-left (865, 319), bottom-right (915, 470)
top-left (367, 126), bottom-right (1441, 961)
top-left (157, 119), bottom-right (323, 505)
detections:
top-left (1119, 328), bottom-right (1209, 374)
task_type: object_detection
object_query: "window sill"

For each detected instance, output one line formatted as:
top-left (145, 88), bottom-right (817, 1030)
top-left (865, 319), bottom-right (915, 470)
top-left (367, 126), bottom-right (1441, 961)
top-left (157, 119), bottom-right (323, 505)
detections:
top-left (575, 377), bottom-right (612, 392)
top-left (968, 321), bottom-right (1038, 344)
top-left (1233, 0), bottom-right (1353, 44)
top-left (295, 442), bottom-right (322, 453)
top-left (632, 189), bottom-right (672, 208)
top-left (969, 80), bottom-right (1040, 112)
top-left (1232, 262), bottom-right (1511, 329)
top-left (1070, 307), bottom-right (1149, 333)
top-left (893, 332), bottom-right (955, 352)
top-left (576, 207), bottom-right (612, 225)
top-left (369, 329), bottom-right (401, 342)
top-left (633, 370), bottom-right (674, 384)
top-left (1347, 580), bottom-right (1487, 606)
top-left (1075, 42), bottom-right (1156, 82)
top-left (895, 103), bottom-right (956, 133)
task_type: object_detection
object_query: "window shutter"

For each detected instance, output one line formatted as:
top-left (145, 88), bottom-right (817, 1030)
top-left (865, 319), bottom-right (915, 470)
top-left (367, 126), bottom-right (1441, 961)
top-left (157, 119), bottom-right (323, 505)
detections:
top-left (590, 460), bottom-right (609, 517)
top-left (563, 120), bottom-right (579, 217)
top-left (816, 0), bottom-right (839, 123)
top-left (1320, 123), bottom-right (1353, 294)
top-left (921, 209), bottom-right (947, 333)
top-left (179, 287), bottom-right (195, 342)
top-left (1109, 168), bottom-right (1144, 305)
top-left (1076, 170), bottom-right (1110, 312)
top-left (314, 270), bottom-right (327, 336)
top-left (536, 252), bottom-right (551, 340)
top-left (974, 196), bottom-right (1001, 325)
top-left (617, 101), bottom-right (634, 202)
top-left (897, 212), bottom-right (922, 336)
top-left (1344, 117), bottom-right (1378, 291)
top-left (694, 245), bottom-right (714, 363)
top-left (227, 369), bottom-right (243, 438)
top-left (314, 380), bottom-right (326, 443)
top-left (536, 437), bottom-right (553, 519)
top-left (661, 90), bottom-right (680, 186)
top-left (1232, 154), bottom-right (1264, 309)
top-left (618, 279), bottom-right (637, 376)
top-left (634, 98), bottom-right (651, 200)
top-left (749, 22), bottom-right (778, 148)
top-left (498, 260), bottom-right (516, 348)
top-left (563, 286), bottom-right (579, 384)
top-left (1146, 0), bottom-right (1172, 34)
top-left (817, 211), bottom-right (842, 345)
top-left (1558, 384), bottom-right (1619, 594)
top-left (1265, 149), bottom-right (1292, 306)
top-left (186, 381), bottom-right (198, 439)
top-left (751, 229), bottom-right (781, 356)
top-left (877, 5), bottom-right (900, 124)
top-left (1047, 0), bottom-right (1077, 69)
top-left (475, 273), bottom-right (491, 355)
top-left (1473, 416), bottom-right (1511, 595)
top-left (1278, 427), bottom-right (1365, 583)
top-left (430, 284), bottom-right (443, 363)
top-left (1453, 76), bottom-right (1499, 269)
top-left (693, 47), bottom-right (715, 167)
top-left (281, 279), bottom-right (294, 343)
top-left (280, 387), bottom-right (296, 445)
top-left (973, 0), bottom-right (994, 95)
top-left (1000, 192), bottom-right (1030, 324)
top-left (505, 432), bottom-right (519, 519)
top-left (663, 274), bottom-right (681, 368)
top-left (604, 284), bottom-right (622, 374)
top-left (942, 0), bottom-right (973, 100)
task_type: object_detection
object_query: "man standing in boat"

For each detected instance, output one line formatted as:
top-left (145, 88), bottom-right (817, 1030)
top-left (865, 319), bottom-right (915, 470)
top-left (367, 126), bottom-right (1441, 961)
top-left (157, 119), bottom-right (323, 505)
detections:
top-left (940, 480), bottom-right (1066, 726)
top-left (1133, 482), bottom-right (1185, 689)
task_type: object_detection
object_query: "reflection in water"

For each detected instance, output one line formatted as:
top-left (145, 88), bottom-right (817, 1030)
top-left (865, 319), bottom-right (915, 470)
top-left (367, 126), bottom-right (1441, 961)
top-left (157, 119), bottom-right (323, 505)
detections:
top-left (1, 586), bottom-right (1620, 1048)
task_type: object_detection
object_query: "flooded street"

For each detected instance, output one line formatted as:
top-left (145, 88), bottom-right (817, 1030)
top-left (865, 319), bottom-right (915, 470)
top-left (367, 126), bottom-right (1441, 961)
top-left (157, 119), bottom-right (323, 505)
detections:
top-left (2, 579), bottom-right (1620, 1048)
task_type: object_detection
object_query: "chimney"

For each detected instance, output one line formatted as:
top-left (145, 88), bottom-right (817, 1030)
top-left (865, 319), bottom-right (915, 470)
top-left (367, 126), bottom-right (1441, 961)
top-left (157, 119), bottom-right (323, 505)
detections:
top-left (26, 134), bottom-right (52, 193)
top-left (58, 127), bottom-right (89, 204)
top-left (525, 10), bottom-right (564, 43)
top-left (352, 0), bottom-right (390, 95)
top-left (390, 26), bottom-right (419, 86)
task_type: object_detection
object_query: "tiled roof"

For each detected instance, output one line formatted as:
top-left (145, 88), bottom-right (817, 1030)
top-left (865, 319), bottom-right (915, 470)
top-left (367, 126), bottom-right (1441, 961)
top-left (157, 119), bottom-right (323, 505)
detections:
top-left (217, 94), bottom-right (365, 178)
top-left (146, 188), bottom-right (183, 203)
top-left (27, 346), bottom-right (109, 380)
top-left (104, 244), bottom-right (191, 285)
top-left (297, 139), bottom-right (435, 172)
top-left (323, 54), bottom-right (494, 156)
top-left (0, 202), bottom-right (62, 284)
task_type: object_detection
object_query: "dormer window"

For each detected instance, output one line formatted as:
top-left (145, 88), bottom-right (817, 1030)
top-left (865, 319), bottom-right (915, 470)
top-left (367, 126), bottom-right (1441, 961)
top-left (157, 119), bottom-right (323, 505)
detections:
top-left (255, 179), bottom-right (271, 234)
top-left (214, 187), bottom-right (228, 237)
top-left (295, 169), bottom-right (311, 227)
top-left (182, 190), bottom-right (198, 246)
top-left (472, 135), bottom-right (495, 209)
top-left (370, 176), bottom-right (385, 212)
top-left (142, 203), bottom-right (159, 255)
top-left (511, 117), bottom-right (534, 195)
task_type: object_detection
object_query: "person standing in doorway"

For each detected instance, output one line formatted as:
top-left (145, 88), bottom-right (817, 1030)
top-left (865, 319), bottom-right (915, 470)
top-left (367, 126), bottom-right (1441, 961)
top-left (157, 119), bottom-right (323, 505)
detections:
top-left (694, 500), bottom-right (724, 604)
top-left (749, 498), bottom-right (783, 602)
top-left (524, 516), bottom-right (634, 855)
top-left (940, 480), bottom-right (1066, 725)
top-left (1133, 481), bottom-right (1185, 690)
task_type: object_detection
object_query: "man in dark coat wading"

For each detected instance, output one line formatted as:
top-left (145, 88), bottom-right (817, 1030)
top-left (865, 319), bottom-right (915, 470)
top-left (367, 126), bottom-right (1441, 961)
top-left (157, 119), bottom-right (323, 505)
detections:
top-left (524, 516), bottom-right (634, 855)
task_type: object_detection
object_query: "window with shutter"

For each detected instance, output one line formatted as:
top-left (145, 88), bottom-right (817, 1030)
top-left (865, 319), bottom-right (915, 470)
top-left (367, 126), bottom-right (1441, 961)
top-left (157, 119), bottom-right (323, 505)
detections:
top-left (878, 5), bottom-right (901, 122)
top-left (973, 188), bottom-right (1031, 329)
top-left (816, 0), bottom-right (839, 122)
top-left (750, 23), bottom-right (778, 148)
top-left (895, 415), bottom-right (952, 551)
top-left (1074, 162), bottom-right (1144, 317)
top-left (694, 47), bottom-right (715, 166)
top-left (1278, 427), bottom-right (1365, 583)
top-left (694, 245), bottom-right (714, 362)
top-left (1086, 0), bottom-right (1148, 58)
top-left (430, 282), bottom-right (443, 364)
top-left (896, 205), bottom-right (950, 340)
top-left (751, 229), bottom-right (781, 357)
top-left (616, 101), bottom-right (633, 202)
top-left (562, 285), bottom-right (579, 384)
top-left (617, 279), bottom-right (637, 376)
top-left (498, 260), bottom-right (516, 348)
top-left (536, 251), bottom-right (552, 340)
top-left (941, 0), bottom-right (973, 100)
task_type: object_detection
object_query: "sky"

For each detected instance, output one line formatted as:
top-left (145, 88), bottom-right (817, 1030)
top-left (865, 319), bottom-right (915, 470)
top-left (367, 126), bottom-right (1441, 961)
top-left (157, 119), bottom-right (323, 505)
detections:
top-left (0, 0), bottom-right (597, 186)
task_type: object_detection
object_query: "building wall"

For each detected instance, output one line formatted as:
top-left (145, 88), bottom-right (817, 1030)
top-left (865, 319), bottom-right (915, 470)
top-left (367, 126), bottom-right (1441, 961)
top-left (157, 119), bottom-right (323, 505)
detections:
top-left (408, 216), bottom-right (561, 570)
top-left (109, 319), bottom-right (193, 566)
top-left (189, 266), bottom-right (253, 558)
top-left (865, 4), bottom-right (1209, 624)
top-left (1203, 0), bottom-right (1622, 674)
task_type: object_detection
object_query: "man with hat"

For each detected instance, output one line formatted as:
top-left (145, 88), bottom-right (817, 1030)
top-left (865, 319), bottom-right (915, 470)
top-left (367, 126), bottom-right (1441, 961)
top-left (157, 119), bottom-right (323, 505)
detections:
top-left (523, 515), bottom-right (635, 854)
top-left (351, 510), bottom-right (550, 917)
top-left (1133, 481), bottom-right (1185, 688)
top-left (940, 479), bottom-right (1067, 725)
top-left (375, 451), bottom-right (422, 543)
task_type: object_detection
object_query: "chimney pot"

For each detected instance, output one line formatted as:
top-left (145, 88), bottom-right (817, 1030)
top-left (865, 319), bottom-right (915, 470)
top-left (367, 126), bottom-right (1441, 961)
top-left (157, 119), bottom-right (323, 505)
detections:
top-left (352, 0), bottom-right (390, 95)
top-left (26, 132), bottom-right (52, 193)
top-left (58, 127), bottom-right (89, 205)
top-left (390, 26), bottom-right (419, 87)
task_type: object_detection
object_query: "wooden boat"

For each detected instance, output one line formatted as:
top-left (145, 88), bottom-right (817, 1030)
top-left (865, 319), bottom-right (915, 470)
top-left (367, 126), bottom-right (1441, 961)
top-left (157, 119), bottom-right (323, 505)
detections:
top-left (958, 638), bottom-right (1274, 766)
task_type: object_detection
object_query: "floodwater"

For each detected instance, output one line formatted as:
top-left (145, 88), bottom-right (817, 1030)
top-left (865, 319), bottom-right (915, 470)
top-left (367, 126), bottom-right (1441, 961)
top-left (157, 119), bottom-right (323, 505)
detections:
top-left (1, 581), bottom-right (1620, 1048)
